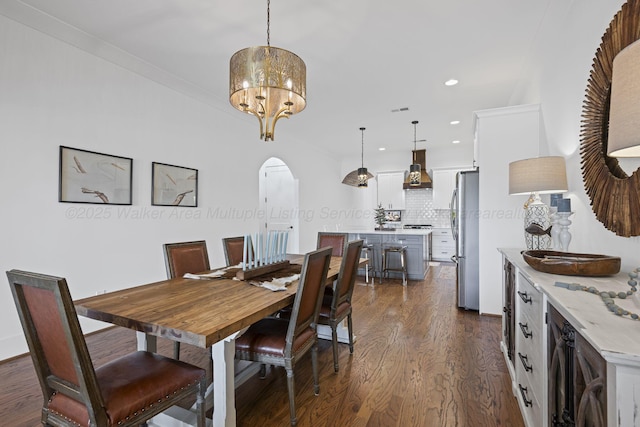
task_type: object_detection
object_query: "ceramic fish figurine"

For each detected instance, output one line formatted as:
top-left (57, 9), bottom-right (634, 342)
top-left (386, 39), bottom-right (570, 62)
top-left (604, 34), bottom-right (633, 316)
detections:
top-left (525, 223), bottom-right (552, 236)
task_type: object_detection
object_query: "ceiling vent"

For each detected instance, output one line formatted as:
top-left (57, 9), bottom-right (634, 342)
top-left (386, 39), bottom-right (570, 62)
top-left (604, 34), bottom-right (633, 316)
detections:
top-left (403, 149), bottom-right (432, 189)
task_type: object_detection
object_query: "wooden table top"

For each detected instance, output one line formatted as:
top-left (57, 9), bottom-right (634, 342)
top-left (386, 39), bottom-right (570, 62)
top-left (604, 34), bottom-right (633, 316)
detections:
top-left (75, 255), bottom-right (349, 348)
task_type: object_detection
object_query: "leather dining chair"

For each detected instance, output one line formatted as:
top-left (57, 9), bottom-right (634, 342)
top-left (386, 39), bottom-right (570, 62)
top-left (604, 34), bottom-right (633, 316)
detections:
top-left (163, 240), bottom-right (210, 359)
top-left (7, 269), bottom-right (206, 427)
top-left (316, 232), bottom-right (349, 257)
top-left (235, 246), bottom-right (333, 427)
top-left (222, 236), bottom-right (247, 266)
top-left (318, 239), bottom-right (363, 372)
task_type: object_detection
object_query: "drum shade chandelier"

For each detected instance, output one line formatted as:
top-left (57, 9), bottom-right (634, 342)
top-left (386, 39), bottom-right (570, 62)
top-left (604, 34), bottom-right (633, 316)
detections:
top-left (229, 0), bottom-right (306, 141)
top-left (342, 127), bottom-right (374, 187)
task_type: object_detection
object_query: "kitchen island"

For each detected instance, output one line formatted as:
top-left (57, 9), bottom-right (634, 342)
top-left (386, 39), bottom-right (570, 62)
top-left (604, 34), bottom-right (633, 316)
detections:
top-left (346, 229), bottom-right (432, 281)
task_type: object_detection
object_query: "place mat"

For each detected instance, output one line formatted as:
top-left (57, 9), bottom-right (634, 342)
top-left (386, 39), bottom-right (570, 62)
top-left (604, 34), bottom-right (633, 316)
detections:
top-left (247, 273), bottom-right (301, 291)
top-left (220, 264), bottom-right (302, 282)
top-left (183, 263), bottom-right (302, 291)
top-left (182, 264), bottom-right (241, 280)
top-left (236, 263), bottom-right (302, 291)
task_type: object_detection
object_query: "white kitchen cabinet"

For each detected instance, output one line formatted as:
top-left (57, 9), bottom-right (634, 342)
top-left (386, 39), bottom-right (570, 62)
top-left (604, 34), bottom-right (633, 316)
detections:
top-left (377, 171), bottom-right (405, 210)
top-left (431, 228), bottom-right (455, 261)
top-left (431, 169), bottom-right (459, 210)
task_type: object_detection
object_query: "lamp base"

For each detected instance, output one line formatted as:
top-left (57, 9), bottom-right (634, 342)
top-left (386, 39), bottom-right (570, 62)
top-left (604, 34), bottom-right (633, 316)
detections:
top-left (524, 200), bottom-right (551, 250)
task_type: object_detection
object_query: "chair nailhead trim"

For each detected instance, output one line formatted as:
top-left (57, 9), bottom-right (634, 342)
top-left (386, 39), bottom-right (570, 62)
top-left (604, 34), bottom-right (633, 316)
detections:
top-left (46, 380), bottom-right (201, 426)
top-left (115, 380), bottom-right (199, 425)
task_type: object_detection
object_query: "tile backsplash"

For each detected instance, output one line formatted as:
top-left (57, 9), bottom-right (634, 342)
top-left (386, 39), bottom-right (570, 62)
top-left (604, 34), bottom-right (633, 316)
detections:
top-left (393, 188), bottom-right (450, 228)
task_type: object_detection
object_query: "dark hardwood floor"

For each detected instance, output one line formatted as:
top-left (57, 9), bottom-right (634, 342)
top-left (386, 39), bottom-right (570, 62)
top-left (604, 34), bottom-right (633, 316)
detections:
top-left (0, 263), bottom-right (523, 427)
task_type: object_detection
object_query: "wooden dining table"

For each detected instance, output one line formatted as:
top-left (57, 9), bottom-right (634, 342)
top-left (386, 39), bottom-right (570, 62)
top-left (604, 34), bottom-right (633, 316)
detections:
top-left (74, 255), bottom-right (363, 427)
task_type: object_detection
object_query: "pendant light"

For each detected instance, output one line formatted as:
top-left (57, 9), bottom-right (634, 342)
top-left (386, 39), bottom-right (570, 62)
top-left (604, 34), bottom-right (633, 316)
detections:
top-left (229, 0), bottom-right (306, 141)
top-left (357, 127), bottom-right (369, 187)
top-left (341, 127), bottom-right (374, 187)
top-left (409, 121), bottom-right (421, 186)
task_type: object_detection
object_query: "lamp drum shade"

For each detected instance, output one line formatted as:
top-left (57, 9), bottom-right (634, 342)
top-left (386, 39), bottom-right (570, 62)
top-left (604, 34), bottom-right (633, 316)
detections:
top-left (608, 39), bottom-right (640, 157)
top-left (509, 156), bottom-right (568, 195)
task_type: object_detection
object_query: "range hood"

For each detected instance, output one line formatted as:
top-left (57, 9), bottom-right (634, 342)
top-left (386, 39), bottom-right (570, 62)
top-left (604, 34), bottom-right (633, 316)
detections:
top-left (403, 149), bottom-right (432, 189)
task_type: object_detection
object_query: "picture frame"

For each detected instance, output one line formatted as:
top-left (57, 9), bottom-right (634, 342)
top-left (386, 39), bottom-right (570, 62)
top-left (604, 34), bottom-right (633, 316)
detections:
top-left (59, 146), bottom-right (133, 205)
top-left (151, 162), bottom-right (198, 207)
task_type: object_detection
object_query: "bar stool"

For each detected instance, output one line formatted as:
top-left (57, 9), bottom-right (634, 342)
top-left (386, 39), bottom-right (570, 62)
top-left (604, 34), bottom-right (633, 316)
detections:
top-left (381, 244), bottom-right (408, 286)
top-left (361, 243), bottom-right (375, 284)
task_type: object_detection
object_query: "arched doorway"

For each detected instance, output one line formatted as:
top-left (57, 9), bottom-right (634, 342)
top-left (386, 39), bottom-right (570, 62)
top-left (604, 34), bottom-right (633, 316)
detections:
top-left (259, 157), bottom-right (299, 254)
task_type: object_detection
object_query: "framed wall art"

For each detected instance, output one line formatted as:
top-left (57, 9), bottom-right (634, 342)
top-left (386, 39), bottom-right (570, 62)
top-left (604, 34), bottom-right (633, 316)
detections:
top-left (59, 146), bottom-right (133, 205)
top-left (151, 162), bottom-right (198, 207)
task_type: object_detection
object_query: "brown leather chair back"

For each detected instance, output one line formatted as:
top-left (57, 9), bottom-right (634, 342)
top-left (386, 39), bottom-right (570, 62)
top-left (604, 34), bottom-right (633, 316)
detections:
top-left (316, 232), bottom-right (348, 257)
top-left (288, 247), bottom-right (333, 344)
top-left (334, 239), bottom-right (364, 305)
top-left (7, 269), bottom-right (206, 427)
top-left (8, 270), bottom-right (110, 425)
top-left (222, 236), bottom-right (246, 266)
top-left (163, 240), bottom-right (210, 278)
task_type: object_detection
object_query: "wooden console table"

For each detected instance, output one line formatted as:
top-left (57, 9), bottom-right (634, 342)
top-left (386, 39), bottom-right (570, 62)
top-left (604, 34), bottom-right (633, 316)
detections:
top-left (499, 248), bottom-right (640, 427)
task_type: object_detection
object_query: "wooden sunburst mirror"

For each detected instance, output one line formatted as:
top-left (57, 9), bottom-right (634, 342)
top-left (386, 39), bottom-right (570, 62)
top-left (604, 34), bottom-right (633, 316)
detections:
top-left (580, 0), bottom-right (640, 237)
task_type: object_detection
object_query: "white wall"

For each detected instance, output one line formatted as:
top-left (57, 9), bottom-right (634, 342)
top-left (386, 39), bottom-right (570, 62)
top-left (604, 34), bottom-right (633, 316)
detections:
top-left (0, 15), bottom-right (351, 360)
top-left (475, 105), bottom-right (543, 315)
top-left (517, 0), bottom-right (640, 271)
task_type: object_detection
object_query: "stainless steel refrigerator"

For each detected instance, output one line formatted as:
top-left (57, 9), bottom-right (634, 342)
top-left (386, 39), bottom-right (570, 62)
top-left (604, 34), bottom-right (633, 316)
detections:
top-left (450, 169), bottom-right (480, 310)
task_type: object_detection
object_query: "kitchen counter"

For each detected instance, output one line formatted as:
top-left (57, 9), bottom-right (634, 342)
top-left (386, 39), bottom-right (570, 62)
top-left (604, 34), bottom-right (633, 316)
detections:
top-left (348, 231), bottom-right (431, 281)
top-left (343, 229), bottom-right (432, 236)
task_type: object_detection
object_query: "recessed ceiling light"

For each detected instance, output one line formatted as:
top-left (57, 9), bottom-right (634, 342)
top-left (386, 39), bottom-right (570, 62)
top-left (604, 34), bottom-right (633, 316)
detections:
top-left (445, 79), bottom-right (459, 86)
top-left (452, 140), bottom-right (461, 144)
top-left (450, 120), bottom-right (460, 125)
top-left (378, 147), bottom-right (386, 151)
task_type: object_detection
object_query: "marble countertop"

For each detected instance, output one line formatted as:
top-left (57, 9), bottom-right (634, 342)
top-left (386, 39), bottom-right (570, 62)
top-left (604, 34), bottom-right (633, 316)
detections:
top-left (343, 229), bottom-right (433, 236)
top-left (500, 247), bottom-right (640, 365)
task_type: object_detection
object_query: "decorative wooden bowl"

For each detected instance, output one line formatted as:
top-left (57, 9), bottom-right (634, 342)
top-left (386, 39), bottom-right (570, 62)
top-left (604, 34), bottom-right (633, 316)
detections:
top-left (521, 250), bottom-right (621, 277)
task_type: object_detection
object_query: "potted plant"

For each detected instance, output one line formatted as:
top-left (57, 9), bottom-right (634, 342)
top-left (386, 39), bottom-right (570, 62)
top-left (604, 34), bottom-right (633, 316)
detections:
top-left (374, 204), bottom-right (386, 230)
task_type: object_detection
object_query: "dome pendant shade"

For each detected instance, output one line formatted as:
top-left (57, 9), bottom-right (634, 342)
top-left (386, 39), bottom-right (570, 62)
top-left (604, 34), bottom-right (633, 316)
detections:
top-left (230, 46), bottom-right (306, 141)
top-left (342, 127), bottom-right (372, 187)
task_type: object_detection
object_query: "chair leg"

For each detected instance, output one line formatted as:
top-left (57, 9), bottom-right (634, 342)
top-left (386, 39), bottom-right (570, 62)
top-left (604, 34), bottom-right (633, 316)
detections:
top-left (347, 314), bottom-right (354, 354)
top-left (331, 323), bottom-right (339, 372)
top-left (401, 250), bottom-right (407, 286)
top-left (312, 343), bottom-right (320, 395)
top-left (286, 367), bottom-right (297, 426)
top-left (173, 341), bottom-right (181, 360)
top-left (259, 363), bottom-right (267, 379)
top-left (196, 377), bottom-right (206, 427)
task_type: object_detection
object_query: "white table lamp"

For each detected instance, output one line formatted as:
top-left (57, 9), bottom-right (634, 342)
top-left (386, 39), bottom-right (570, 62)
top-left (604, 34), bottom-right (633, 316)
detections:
top-left (509, 156), bottom-right (568, 250)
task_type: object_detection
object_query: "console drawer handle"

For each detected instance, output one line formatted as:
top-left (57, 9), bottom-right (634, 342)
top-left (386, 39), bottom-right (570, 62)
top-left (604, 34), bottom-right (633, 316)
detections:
top-left (518, 384), bottom-right (533, 407)
top-left (517, 290), bottom-right (532, 304)
top-left (518, 352), bottom-right (533, 372)
top-left (519, 322), bottom-right (533, 338)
